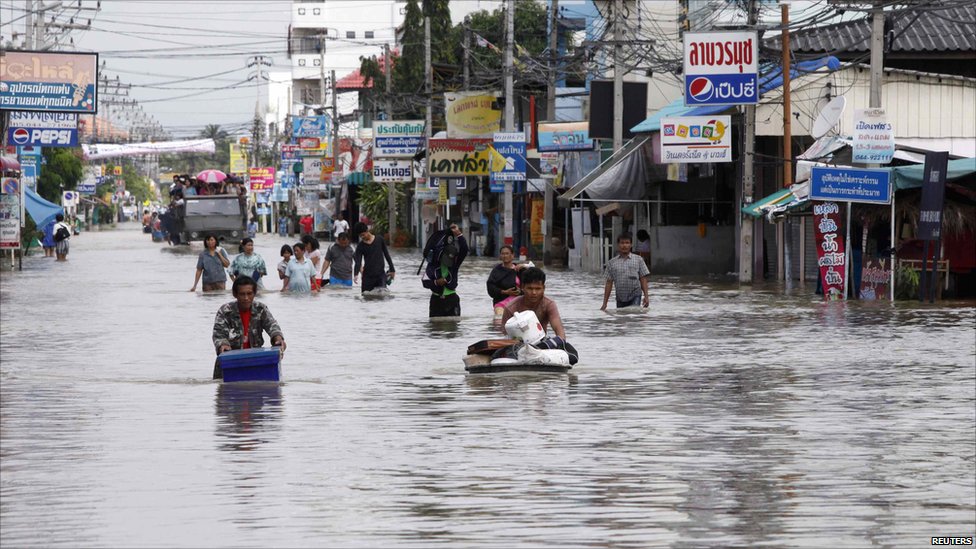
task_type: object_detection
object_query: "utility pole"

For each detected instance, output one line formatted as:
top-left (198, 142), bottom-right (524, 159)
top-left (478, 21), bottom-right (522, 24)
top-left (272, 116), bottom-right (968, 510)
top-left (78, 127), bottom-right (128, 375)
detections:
top-left (24, 0), bottom-right (34, 49)
top-left (384, 43), bottom-right (396, 241)
top-left (781, 3), bottom-right (793, 287)
top-left (739, 0), bottom-right (758, 284)
top-left (319, 34), bottom-right (328, 114)
top-left (331, 69), bottom-right (338, 173)
top-left (544, 0), bottom-right (558, 265)
top-left (462, 18), bottom-right (471, 91)
top-left (503, 0), bottom-right (515, 246)
top-left (424, 16), bottom-right (432, 141)
top-left (613, 0), bottom-right (623, 151)
top-left (870, 4), bottom-right (884, 109)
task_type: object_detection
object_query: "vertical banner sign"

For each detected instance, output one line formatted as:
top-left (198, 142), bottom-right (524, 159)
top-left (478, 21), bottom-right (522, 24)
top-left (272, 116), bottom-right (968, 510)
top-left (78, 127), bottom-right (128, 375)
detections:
top-left (683, 31), bottom-right (758, 106)
top-left (851, 109), bottom-right (895, 164)
top-left (229, 144), bottom-right (248, 174)
top-left (813, 201), bottom-right (846, 300)
top-left (917, 151), bottom-right (949, 241)
top-left (530, 199), bottom-right (545, 246)
top-left (491, 132), bottom-right (526, 181)
top-left (0, 178), bottom-right (22, 249)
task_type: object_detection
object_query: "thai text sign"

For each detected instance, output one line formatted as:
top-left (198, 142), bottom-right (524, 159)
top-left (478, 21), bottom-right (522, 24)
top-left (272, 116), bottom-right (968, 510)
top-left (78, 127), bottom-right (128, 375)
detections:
top-left (7, 112), bottom-right (78, 147)
top-left (372, 159), bottom-right (412, 183)
top-left (374, 120), bottom-right (425, 158)
top-left (77, 166), bottom-right (98, 194)
top-left (292, 115), bottom-right (330, 138)
top-left (445, 92), bottom-right (501, 138)
top-left (492, 132), bottom-right (526, 181)
top-left (852, 109), bottom-right (894, 164)
top-left (0, 51), bottom-right (98, 113)
top-left (229, 144), bottom-right (247, 173)
top-left (0, 184), bottom-right (22, 249)
top-left (683, 31), bottom-right (758, 106)
top-left (428, 139), bottom-right (493, 176)
top-left (537, 121), bottom-right (593, 152)
top-left (248, 167), bottom-right (274, 191)
top-left (660, 116), bottom-right (732, 163)
top-left (917, 151), bottom-right (949, 241)
top-left (813, 201), bottom-right (846, 300)
top-left (302, 157), bottom-right (333, 183)
top-left (859, 256), bottom-right (891, 301)
top-left (810, 166), bottom-right (891, 204)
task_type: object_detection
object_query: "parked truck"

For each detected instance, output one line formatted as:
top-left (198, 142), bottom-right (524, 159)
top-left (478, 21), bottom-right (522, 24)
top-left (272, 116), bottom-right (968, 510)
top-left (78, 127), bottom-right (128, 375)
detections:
top-left (177, 194), bottom-right (247, 245)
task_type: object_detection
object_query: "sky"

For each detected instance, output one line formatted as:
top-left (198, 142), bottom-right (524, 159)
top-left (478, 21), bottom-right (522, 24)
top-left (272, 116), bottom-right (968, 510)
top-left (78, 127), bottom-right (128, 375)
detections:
top-left (1, 0), bottom-right (505, 138)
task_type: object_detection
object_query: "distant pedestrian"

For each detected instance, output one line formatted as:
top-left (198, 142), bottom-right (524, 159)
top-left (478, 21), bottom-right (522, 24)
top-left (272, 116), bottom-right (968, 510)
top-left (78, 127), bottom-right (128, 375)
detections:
top-left (601, 232), bottom-right (650, 310)
top-left (635, 229), bottom-right (652, 271)
top-left (190, 234), bottom-right (230, 292)
top-left (230, 237), bottom-right (268, 289)
top-left (332, 213), bottom-right (349, 240)
top-left (282, 242), bottom-right (317, 293)
top-left (301, 235), bottom-right (323, 290)
top-left (486, 244), bottom-right (525, 317)
top-left (247, 218), bottom-right (258, 239)
top-left (353, 222), bottom-right (395, 292)
top-left (321, 232), bottom-right (355, 287)
top-left (40, 219), bottom-right (56, 257)
top-left (277, 244), bottom-right (293, 287)
top-left (299, 215), bottom-right (313, 235)
top-left (422, 223), bottom-right (468, 317)
top-left (278, 215), bottom-right (288, 236)
top-left (53, 214), bottom-right (72, 262)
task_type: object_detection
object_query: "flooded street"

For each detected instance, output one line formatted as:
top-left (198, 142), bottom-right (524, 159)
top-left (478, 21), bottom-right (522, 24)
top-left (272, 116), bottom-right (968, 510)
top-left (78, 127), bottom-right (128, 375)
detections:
top-left (1, 224), bottom-right (974, 547)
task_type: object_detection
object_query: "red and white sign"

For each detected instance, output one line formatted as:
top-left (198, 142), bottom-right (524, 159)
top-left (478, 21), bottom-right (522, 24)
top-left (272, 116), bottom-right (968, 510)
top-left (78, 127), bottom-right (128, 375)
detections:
top-left (298, 137), bottom-right (320, 149)
top-left (813, 201), bottom-right (846, 300)
top-left (248, 167), bottom-right (275, 191)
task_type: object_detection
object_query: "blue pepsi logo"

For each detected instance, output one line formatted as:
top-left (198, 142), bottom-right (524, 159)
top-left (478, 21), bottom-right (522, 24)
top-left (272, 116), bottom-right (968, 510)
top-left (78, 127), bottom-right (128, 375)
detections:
top-left (12, 128), bottom-right (29, 144)
top-left (689, 77), bottom-right (714, 102)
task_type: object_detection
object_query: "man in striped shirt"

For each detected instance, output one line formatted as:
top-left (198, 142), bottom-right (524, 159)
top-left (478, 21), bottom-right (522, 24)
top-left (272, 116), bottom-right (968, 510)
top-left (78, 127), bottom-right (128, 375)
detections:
top-left (601, 232), bottom-right (650, 310)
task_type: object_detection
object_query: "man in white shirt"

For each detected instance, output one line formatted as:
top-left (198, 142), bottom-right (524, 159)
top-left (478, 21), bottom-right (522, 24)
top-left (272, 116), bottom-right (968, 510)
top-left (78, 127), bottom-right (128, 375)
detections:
top-left (332, 214), bottom-right (350, 241)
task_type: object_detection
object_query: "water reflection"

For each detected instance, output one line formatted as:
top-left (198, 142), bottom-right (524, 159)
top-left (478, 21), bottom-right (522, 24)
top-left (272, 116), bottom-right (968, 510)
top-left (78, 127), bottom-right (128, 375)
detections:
top-left (214, 382), bottom-right (283, 453)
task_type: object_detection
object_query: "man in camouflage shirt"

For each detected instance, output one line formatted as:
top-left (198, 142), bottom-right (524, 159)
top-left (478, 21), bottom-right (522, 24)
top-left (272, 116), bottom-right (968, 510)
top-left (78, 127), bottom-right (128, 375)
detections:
top-left (212, 276), bottom-right (286, 379)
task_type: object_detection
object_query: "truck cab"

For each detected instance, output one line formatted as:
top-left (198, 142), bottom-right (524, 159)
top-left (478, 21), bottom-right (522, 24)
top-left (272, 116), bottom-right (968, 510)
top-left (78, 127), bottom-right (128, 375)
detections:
top-left (178, 195), bottom-right (247, 244)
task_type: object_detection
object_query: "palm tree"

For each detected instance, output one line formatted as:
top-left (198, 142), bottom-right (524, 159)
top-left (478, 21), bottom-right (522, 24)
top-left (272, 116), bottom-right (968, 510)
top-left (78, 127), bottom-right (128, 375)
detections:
top-left (199, 124), bottom-right (231, 172)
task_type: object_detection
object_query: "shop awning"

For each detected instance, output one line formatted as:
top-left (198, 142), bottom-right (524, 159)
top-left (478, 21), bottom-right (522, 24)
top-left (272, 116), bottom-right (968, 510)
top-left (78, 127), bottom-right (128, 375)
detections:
top-left (742, 188), bottom-right (802, 219)
top-left (24, 186), bottom-right (64, 228)
top-left (891, 157), bottom-right (976, 190)
top-left (557, 135), bottom-right (650, 203)
top-left (1, 155), bottom-right (21, 172)
top-left (630, 56), bottom-right (842, 134)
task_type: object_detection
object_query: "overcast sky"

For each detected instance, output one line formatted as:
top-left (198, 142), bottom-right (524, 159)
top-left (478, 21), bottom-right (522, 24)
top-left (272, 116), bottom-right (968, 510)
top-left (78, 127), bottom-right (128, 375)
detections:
top-left (1, 0), bottom-right (507, 138)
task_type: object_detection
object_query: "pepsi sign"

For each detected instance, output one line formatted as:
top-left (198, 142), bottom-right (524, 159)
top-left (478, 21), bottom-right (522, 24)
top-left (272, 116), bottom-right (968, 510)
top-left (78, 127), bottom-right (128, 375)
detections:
top-left (683, 31), bottom-right (758, 107)
top-left (7, 112), bottom-right (79, 147)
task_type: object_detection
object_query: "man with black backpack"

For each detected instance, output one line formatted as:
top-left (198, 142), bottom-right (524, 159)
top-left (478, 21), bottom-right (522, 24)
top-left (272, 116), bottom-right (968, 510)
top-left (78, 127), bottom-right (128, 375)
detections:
top-left (422, 224), bottom-right (468, 317)
top-left (53, 214), bottom-right (72, 262)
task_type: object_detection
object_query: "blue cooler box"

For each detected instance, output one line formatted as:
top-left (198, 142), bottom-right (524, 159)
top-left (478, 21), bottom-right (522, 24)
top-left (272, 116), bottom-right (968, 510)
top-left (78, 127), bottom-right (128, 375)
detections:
top-left (218, 348), bottom-right (281, 382)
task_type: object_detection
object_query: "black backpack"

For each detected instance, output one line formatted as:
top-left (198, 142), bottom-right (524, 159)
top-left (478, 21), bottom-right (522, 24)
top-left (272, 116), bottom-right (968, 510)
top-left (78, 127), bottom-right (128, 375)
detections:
top-left (54, 224), bottom-right (70, 242)
top-left (416, 228), bottom-right (457, 274)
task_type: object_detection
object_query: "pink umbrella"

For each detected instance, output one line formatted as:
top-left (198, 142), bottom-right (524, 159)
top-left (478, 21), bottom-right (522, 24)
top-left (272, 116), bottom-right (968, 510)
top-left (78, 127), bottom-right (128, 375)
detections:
top-left (196, 169), bottom-right (227, 183)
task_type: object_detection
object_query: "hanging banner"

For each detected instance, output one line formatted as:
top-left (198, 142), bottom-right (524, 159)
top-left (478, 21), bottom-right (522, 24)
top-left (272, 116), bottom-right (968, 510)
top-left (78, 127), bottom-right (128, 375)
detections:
top-left (229, 144), bottom-right (248, 174)
top-left (537, 121), bottom-right (594, 152)
top-left (374, 120), bottom-right (425, 157)
top-left (82, 139), bottom-right (215, 160)
top-left (683, 31), bottom-right (758, 106)
top-left (428, 139), bottom-right (493, 177)
top-left (530, 199), bottom-right (545, 245)
top-left (248, 167), bottom-right (274, 191)
top-left (851, 108), bottom-right (895, 164)
top-left (917, 151), bottom-right (949, 241)
top-left (813, 201), bottom-right (846, 300)
top-left (810, 166), bottom-right (892, 204)
top-left (444, 92), bottom-right (501, 138)
top-left (660, 116), bottom-right (732, 163)
top-left (0, 50), bottom-right (98, 113)
top-left (859, 257), bottom-right (891, 301)
top-left (7, 112), bottom-right (78, 147)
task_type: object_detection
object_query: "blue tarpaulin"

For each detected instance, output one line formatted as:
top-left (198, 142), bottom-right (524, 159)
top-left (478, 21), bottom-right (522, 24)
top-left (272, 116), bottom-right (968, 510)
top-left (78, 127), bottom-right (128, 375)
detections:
top-left (24, 186), bottom-right (64, 228)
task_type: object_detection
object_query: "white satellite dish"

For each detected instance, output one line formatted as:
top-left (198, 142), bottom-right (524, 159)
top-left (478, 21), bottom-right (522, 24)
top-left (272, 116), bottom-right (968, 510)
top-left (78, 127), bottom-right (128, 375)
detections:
top-left (811, 96), bottom-right (847, 138)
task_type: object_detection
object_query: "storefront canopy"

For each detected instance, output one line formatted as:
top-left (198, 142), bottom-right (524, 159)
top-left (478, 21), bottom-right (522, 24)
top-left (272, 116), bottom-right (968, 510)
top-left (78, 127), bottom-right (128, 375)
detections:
top-left (24, 186), bottom-right (64, 229)
top-left (891, 157), bottom-right (976, 190)
top-left (630, 56), bottom-right (841, 134)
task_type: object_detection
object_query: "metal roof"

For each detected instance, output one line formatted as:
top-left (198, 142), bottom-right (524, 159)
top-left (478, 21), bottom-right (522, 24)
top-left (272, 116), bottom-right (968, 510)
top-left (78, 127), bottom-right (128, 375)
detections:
top-left (772, 5), bottom-right (976, 55)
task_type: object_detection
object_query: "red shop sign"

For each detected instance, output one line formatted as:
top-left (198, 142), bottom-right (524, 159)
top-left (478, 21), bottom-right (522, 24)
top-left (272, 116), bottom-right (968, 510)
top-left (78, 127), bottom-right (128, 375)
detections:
top-left (813, 201), bottom-right (846, 300)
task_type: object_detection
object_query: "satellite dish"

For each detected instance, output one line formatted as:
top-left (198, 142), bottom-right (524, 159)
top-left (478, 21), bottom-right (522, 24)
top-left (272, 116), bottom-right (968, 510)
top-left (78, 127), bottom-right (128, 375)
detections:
top-left (811, 96), bottom-right (846, 138)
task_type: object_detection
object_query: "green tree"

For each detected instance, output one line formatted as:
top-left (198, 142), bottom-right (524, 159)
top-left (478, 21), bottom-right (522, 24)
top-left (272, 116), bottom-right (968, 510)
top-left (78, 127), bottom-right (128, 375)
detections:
top-left (457, 0), bottom-right (550, 86)
top-left (36, 148), bottom-right (83, 203)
